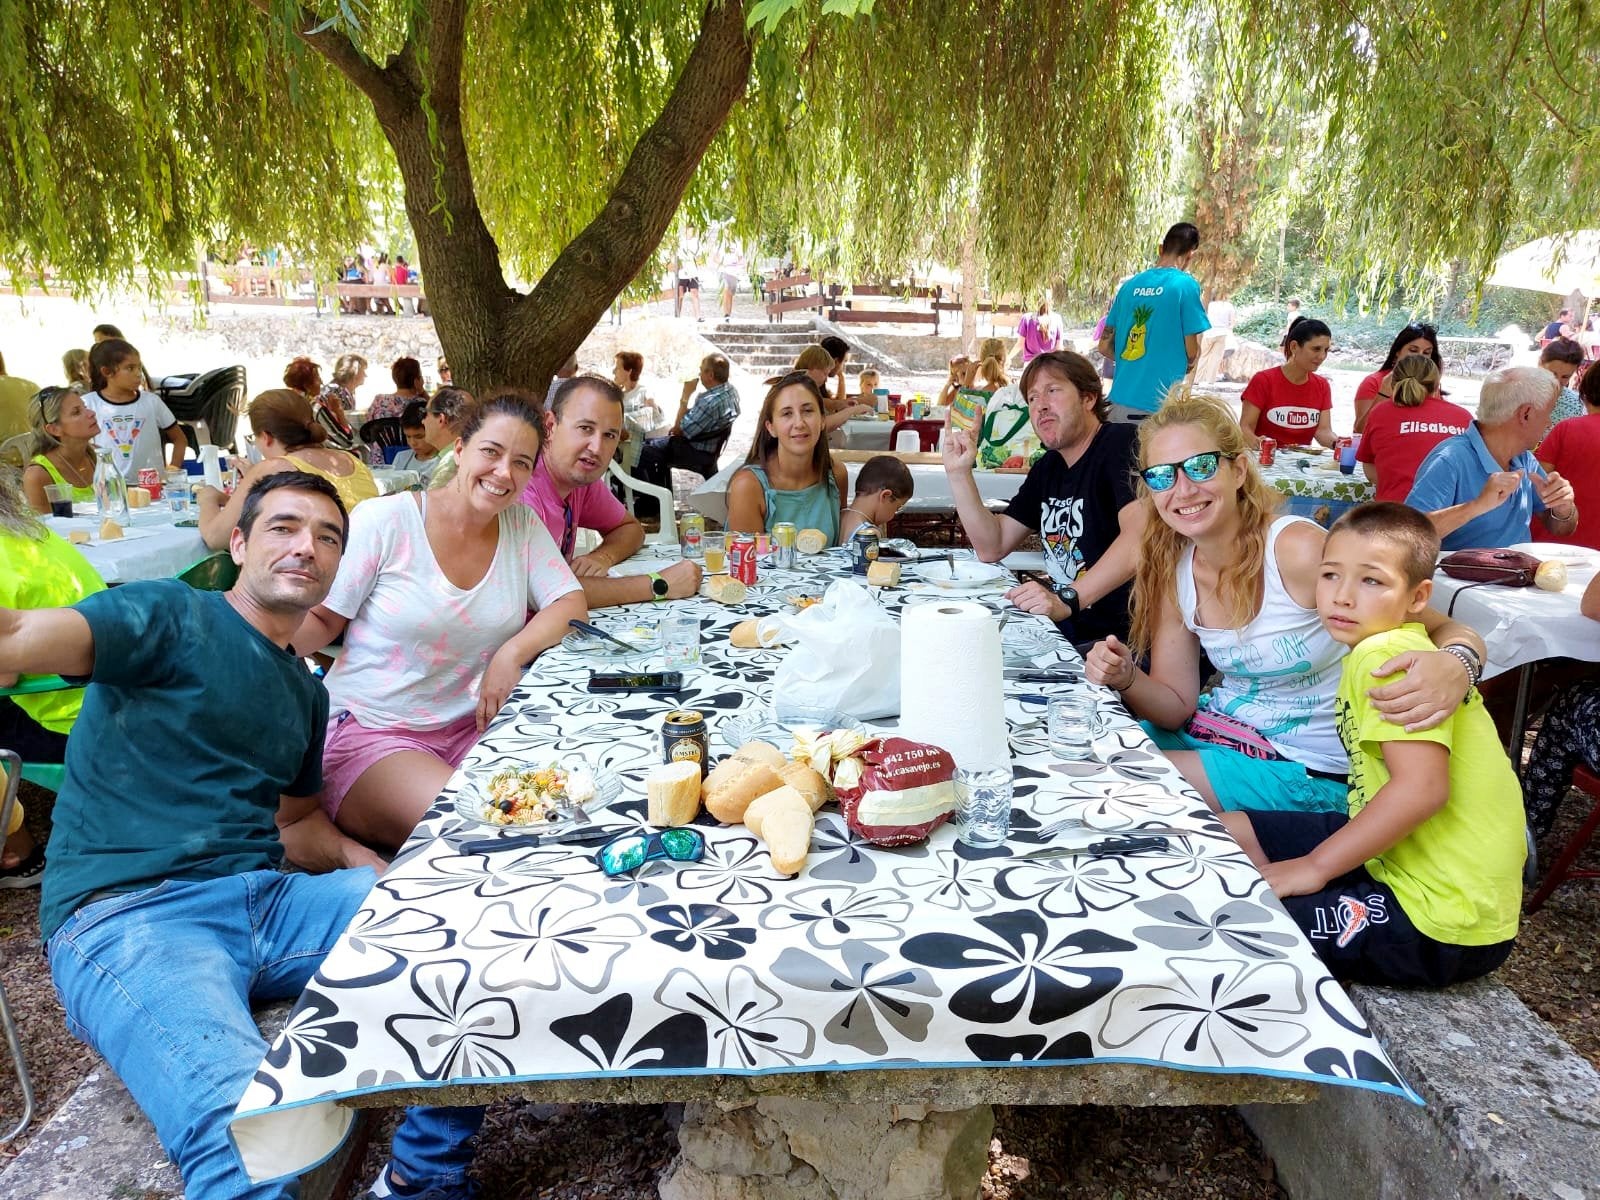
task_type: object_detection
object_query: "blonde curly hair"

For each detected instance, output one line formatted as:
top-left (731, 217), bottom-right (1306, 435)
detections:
top-left (1128, 388), bottom-right (1282, 658)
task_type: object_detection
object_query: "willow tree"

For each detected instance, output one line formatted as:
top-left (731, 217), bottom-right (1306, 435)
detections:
top-left (2, 0), bottom-right (1598, 392)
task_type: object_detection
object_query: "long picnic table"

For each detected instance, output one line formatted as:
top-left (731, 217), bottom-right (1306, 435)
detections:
top-left (229, 547), bottom-right (1415, 1190)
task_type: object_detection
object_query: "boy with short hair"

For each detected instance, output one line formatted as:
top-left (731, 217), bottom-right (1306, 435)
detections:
top-left (390, 399), bottom-right (440, 479)
top-left (1220, 501), bottom-right (1525, 987)
top-left (841, 454), bottom-right (914, 539)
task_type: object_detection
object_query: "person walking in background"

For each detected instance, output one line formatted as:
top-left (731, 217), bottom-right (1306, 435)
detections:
top-left (1194, 293), bottom-right (1236, 383)
top-left (1010, 293), bottom-right (1065, 367)
top-left (1097, 223), bottom-right (1210, 422)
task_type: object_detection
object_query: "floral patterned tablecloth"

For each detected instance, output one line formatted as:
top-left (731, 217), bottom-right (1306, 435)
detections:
top-left (230, 549), bottom-right (1414, 1182)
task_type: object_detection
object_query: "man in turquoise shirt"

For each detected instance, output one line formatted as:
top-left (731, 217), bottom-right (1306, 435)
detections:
top-left (1098, 223), bottom-right (1210, 420)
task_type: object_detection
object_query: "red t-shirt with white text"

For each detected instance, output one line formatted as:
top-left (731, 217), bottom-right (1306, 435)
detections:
top-left (1356, 394), bottom-right (1473, 503)
top-left (1532, 412), bottom-right (1600, 550)
top-left (1242, 367), bottom-right (1332, 445)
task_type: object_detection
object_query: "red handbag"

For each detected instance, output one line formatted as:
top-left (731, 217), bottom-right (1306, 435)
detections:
top-left (1438, 549), bottom-right (1539, 587)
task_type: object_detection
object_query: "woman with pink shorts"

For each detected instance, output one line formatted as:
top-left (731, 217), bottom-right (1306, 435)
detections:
top-left (294, 390), bottom-right (587, 850)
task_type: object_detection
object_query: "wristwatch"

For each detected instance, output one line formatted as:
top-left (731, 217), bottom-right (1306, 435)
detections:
top-left (648, 572), bottom-right (670, 601)
top-left (1051, 583), bottom-right (1081, 619)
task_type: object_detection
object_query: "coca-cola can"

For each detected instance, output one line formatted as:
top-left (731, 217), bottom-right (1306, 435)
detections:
top-left (729, 534), bottom-right (758, 584)
top-left (137, 467), bottom-right (163, 499)
top-left (1257, 437), bottom-right (1277, 467)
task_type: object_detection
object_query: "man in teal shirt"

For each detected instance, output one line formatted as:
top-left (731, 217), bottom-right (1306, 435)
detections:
top-left (1098, 223), bottom-right (1210, 421)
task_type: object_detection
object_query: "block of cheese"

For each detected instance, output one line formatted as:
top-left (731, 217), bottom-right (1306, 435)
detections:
top-left (866, 561), bottom-right (901, 586)
top-left (646, 761), bottom-right (703, 827)
top-left (68, 530), bottom-right (91, 545)
top-left (126, 487), bottom-right (152, 508)
top-left (98, 519), bottom-right (124, 541)
top-left (705, 574), bottom-right (748, 604)
top-left (795, 527), bottom-right (828, 555)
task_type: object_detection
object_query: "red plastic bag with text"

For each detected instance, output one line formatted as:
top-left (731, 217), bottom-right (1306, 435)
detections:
top-left (834, 736), bottom-right (956, 847)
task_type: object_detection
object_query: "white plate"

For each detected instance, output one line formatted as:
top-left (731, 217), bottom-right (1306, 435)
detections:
top-left (916, 560), bottom-right (1010, 589)
top-left (721, 704), bottom-right (869, 751)
top-left (1509, 542), bottom-right (1594, 563)
top-left (454, 762), bottom-right (623, 828)
top-left (560, 625), bottom-right (657, 661)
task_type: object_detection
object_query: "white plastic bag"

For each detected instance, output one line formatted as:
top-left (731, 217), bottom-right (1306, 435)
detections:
top-left (763, 579), bottom-right (901, 719)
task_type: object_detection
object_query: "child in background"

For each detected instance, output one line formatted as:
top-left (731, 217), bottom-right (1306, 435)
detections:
top-left (62, 349), bottom-right (91, 394)
top-left (390, 400), bottom-right (441, 479)
top-left (840, 454), bottom-right (914, 540)
top-left (1220, 502), bottom-right (1525, 987)
top-left (855, 368), bottom-right (882, 406)
top-left (82, 338), bottom-right (187, 480)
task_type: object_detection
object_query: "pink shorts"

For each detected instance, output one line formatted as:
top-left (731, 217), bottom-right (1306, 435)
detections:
top-left (320, 710), bottom-right (481, 820)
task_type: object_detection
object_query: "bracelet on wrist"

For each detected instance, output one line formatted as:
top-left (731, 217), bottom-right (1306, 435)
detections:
top-left (1441, 644), bottom-right (1481, 690)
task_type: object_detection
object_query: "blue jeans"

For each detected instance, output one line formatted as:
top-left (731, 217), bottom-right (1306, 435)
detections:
top-left (48, 869), bottom-right (484, 1199)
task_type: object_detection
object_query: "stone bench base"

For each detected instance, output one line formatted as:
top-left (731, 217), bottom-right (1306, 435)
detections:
top-left (1242, 979), bottom-right (1600, 1200)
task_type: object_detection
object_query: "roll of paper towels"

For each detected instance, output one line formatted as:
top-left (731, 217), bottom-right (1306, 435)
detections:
top-left (200, 444), bottom-right (223, 490)
top-left (899, 601), bottom-right (1010, 771)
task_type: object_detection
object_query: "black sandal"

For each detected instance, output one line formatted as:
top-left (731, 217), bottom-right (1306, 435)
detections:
top-left (0, 846), bottom-right (45, 890)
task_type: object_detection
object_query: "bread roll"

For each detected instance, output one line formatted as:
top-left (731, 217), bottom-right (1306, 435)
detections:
top-left (646, 761), bottom-right (703, 827)
top-left (705, 574), bottom-right (749, 604)
top-left (742, 784), bottom-right (809, 838)
top-left (126, 486), bottom-right (152, 508)
top-left (735, 739), bottom-right (786, 769)
top-left (99, 519), bottom-right (124, 541)
top-left (777, 762), bottom-right (831, 812)
top-left (1535, 560), bottom-right (1568, 592)
top-left (761, 803), bottom-right (815, 874)
top-left (866, 561), bottom-right (901, 586)
top-left (704, 749), bottom-right (786, 824)
top-left (730, 618), bottom-right (786, 649)
top-left (795, 528), bottom-right (828, 555)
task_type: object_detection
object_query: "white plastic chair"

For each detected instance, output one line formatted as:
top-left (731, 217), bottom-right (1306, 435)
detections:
top-left (0, 432), bottom-right (31, 469)
top-left (607, 460), bottom-right (678, 546)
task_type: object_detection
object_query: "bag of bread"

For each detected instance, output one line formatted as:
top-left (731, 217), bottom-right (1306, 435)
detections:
top-left (833, 736), bottom-right (956, 847)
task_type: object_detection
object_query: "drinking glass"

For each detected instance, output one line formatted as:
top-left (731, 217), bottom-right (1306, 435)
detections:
top-left (166, 475), bottom-right (193, 515)
top-left (43, 484), bottom-right (74, 519)
top-left (703, 532), bottom-right (727, 574)
top-left (658, 612), bottom-right (701, 670)
top-left (954, 765), bottom-right (1013, 848)
top-left (1048, 696), bottom-right (1096, 760)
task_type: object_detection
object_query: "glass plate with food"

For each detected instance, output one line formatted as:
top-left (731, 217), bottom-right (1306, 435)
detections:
top-left (559, 621), bottom-right (656, 660)
top-left (454, 759), bottom-right (624, 828)
top-left (721, 703), bottom-right (870, 751)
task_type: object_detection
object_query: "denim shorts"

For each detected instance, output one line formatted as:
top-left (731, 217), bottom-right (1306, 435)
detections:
top-left (1143, 723), bottom-right (1350, 814)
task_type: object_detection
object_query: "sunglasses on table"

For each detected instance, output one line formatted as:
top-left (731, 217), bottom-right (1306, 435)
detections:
top-left (1139, 451), bottom-right (1238, 492)
top-left (595, 827), bottom-right (706, 876)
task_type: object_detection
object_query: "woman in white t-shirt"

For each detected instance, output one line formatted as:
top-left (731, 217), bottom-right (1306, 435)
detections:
top-left (83, 338), bottom-right (187, 479)
top-left (294, 390), bottom-right (587, 849)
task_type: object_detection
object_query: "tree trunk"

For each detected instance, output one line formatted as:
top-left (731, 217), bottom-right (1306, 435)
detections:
top-left (959, 202), bottom-right (979, 354)
top-left (269, 0), bottom-right (754, 398)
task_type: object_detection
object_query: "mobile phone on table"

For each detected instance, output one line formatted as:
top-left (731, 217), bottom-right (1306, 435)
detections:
top-left (587, 671), bottom-right (685, 693)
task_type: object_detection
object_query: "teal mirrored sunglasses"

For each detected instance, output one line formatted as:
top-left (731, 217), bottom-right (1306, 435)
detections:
top-left (595, 827), bottom-right (706, 876)
top-left (1139, 450), bottom-right (1237, 492)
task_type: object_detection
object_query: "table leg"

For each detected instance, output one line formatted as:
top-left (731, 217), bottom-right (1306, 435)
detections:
top-left (1507, 663), bottom-right (1535, 756)
top-left (659, 1097), bottom-right (993, 1200)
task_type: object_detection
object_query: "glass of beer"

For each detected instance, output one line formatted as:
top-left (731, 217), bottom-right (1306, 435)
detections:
top-left (703, 532), bottom-right (727, 574)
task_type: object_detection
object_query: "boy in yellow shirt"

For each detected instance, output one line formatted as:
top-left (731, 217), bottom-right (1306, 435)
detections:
top-left (1221, 502), bottom-right (1524, 986)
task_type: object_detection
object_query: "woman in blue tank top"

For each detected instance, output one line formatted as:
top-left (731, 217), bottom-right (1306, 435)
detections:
top-left (727, 371), bottom-right (846, 546)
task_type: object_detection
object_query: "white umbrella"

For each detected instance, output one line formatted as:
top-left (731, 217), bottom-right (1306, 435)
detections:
top-left (1487, 231), bottom-right (1600, 296)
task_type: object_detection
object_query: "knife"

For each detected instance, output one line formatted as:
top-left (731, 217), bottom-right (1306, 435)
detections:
top-left (569, 618), bottom-right (647, 654)
top-left (454, 824), bottom-right (620, 857)
top-left (1019, 834), bottom-right (1172, 859)
top-left (1004, 668), bottom-right (1082, 683)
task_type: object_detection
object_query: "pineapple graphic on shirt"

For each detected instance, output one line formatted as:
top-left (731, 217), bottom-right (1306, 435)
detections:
top-left (1123, 305), bottom-right (1154, 361)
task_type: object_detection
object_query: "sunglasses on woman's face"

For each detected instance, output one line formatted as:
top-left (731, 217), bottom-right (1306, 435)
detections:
top-left (1140, 450), bottom-right (1237, 492)
top-left (595, 827), bottom-right (706, 876)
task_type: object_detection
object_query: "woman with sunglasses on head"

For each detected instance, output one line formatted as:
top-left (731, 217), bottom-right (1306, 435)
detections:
top-left (727, 372), bottom-right (847, 546)
top-left (1354, 323), bottom-right (1444, 434)
top-left (1083, 392), bottom-right (1487, 816)
top-left (1237, 317), bottom-right (1337, 450)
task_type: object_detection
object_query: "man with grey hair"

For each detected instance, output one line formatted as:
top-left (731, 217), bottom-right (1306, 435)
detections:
top-left (1406, 365), bottom-right (1578, 550)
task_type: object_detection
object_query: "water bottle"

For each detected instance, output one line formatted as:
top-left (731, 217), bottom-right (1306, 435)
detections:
top-left (94, 448), bottom-right (130, 521)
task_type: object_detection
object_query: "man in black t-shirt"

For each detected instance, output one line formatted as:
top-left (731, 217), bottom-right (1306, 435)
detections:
top-left (944, 349), bottom-right (1144, 646)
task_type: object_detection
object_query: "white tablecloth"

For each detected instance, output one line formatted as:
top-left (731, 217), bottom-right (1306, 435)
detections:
top-left (1430, 549), bottom-right (1600, 678)
top-left (42, 507), bottom-right (208, 584)
top-left (230, 548), bottom-right (1413, 1182)
top-left (689, 461), bottom-right (1023, 524)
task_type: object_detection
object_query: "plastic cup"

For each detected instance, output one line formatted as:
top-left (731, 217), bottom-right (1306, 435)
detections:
top-left (954, 766), bottom-right (1013, 847)
top-left (44, 484), bottom-right (74, 519)
top-left (703, 533), bottom-right (727, 574)
top-left (658, 612), bottom-right (701, 670)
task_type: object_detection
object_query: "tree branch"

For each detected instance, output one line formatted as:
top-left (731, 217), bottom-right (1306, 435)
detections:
top-left (241, 0), bottom-right (399, 112)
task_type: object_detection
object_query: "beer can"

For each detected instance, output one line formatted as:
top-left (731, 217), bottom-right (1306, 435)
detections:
top-left (1257, 437), bottom-right (1277, 467)
top-left (730, 534), bottom-right (758, 584)
top-left (137, 467), bottom-right (163, 500)
top-left (771, 522), bottom-right (798, 569)
top-left (680, 512), bottom-right (705, 559)
top-left (849, 523), bottom-right (880, 575)
top-left (662, 709), bottom-right (709, 776)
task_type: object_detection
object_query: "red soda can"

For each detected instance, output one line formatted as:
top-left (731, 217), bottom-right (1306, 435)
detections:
top-left (138, 467), bottom-right (163, 499)
top-left (1257, 437), bottom-right (1277, 467)
top-left (729, 534), bottom-right (758, 584)
top-left (1334, 435), bottom-right (1352, 460)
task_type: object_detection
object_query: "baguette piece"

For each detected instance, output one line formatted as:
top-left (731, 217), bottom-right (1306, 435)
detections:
top-left (761, 803), bottom-right (815, 874)
top-left (730, 618), bottom-right (785, 649)
top-left (646, 761), bottom-right (703, 827)
top-left (776, 762), bottom-right (831, 812)
top-left (704, 742), bottom-right (787, 824)
top-left (98, 519), bottom-right (124, 541)
top-left (795, 527), bottom-right (828, 555)
top-left (866, 561), bottom-right (901, 586)
top-left (742, 784), bottom-right (809, 839)
top-left (68, 530), bottom-right (91, 545)
top-left (705, 574), bottom-right (748, 604)
top-left (126, 486), bottom-right (152, 508)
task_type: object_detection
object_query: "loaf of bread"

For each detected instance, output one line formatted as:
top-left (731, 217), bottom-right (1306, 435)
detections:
top-left (777, 761), bottom-right (830, 811)
top-left (98, 519), bottom-right (124, 541)
top-left (646, 761), bottom-right (703, 827)
top-left (795, 528), bottom-right (828, 555)
top-left (760, 800), bottom-right (815, 874)
top-left (742, 784), bottom-right (809, 839)
top-left (1535, 560), bottom-right (1568, 592)
top-left (730, 618), bottom-right (786, 649)
top-left (866, 561), bottom-right (901, 586)
top-left (705, 574), bottom-right (748, 604)
top-left (704, 743), bottom-right (787, 823)
top-left (126, 486), bottom-right (152, 508)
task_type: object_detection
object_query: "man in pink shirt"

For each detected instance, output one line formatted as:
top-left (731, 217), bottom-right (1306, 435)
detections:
top-left (525, 375), bottom-right (702, 605)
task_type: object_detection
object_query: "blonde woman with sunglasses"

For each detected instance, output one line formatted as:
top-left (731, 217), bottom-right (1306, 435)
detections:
top-left (1083, 391), bottom-right (1487, 816)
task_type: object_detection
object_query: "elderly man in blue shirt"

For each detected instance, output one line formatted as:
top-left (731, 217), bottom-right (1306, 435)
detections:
top-left (633, 352), bottom-right (740, 514)
top-left (1406, 365), bottom-right (1579, 549)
